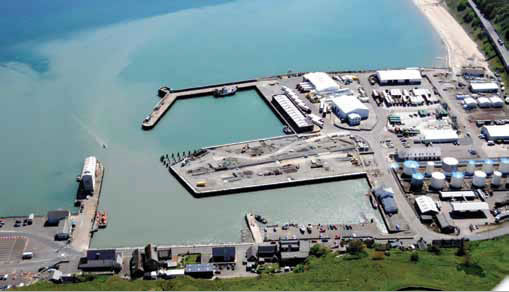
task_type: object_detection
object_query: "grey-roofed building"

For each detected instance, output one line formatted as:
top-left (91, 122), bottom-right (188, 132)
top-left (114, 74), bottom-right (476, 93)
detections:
top-left (79, 249), bottom-right (122, 273)
top-left (130, 249), bottom-right (144, 278)
top-left (185, 264), bottom-right (214, 279)
top-left (47, 210), bottom-right (70, 226)
top-left (381, 197), bottom-right (398, 215)
top-left (397, 147), bottom-right (441, 161)
top-left (279, 240), bottom-right (310, 265)
top-left (54, 216), bottom-right (71, 241)
top-left (435, 213), bottom-right (455, 234)
top-left (257, 244), bottom-right (278, 261)
top-left (212, 246), bottom-right (236, 263)
top-left (157, 248), bottom-right (171, 261)
top-left (144, 244), bottom-right (159, 272)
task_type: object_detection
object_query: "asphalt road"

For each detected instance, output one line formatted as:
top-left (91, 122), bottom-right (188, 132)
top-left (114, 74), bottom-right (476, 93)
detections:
top-left (469, 0), bottom-right (509, 71)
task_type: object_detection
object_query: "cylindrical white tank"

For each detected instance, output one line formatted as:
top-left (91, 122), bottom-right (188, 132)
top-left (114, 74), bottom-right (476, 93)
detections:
top-left (499, 158), bottom-right (509, 174)
top-left (442, 157), bottom-right (459, 173)
top-left (411, 173), bottom-right (424, 190)
top-left (403, 160), bottom-right (419, 176)
top-left (425, 162), bottom-right (435, 176)
top-left (483, 159), bottom-right (494, 174)
top-left (473, 171), bottom-right (487, 188)
top-left (492, 171), bottom-right (503, 186)
top-left (466, 160), bottom-right (476, 175)
top-left (431, 172), bottom-right (446, 190)
top-left (450, 172), bottom-right (464, 189)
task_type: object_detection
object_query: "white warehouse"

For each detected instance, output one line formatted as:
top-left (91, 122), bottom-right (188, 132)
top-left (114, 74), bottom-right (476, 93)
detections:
top-left (481, 125), bottom-right (509, 141)
top-left (303, 72), bottom-right (340, 93)
top-left (470, 82), bottom-right (499, 93)
top-left (330, 96), bottom-right (369, 122)
top-left (376, 69), bottom-right (422, 85)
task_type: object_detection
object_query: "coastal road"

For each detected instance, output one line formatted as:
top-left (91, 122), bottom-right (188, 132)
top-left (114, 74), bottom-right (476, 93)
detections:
top-left (468, 0), bottom-right (509, 71)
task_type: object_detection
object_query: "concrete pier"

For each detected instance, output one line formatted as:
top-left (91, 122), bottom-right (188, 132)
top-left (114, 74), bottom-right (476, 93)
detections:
top-left (71, 161), bottom-right (105, 252)
top-left (245, 213), bottom-right (263, 244)
top-left (142, 81), bottom-right (257, 130)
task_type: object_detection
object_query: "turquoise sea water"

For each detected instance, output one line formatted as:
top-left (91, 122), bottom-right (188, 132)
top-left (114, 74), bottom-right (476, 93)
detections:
top-left (0, 0), bottom-right (445, 247)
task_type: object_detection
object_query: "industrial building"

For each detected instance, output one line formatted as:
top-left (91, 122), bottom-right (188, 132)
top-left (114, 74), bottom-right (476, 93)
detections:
top-left (435, 213), bottom-right (455, 234)
top-left (439, 191), bottom-right (477, 201)
top-left (303, 72), bottom-right (340, 93)
top-left (330, 96), bottom-right (369, 124)
top-left (80, 156), bottom-right (97, 195)
top-left (451, 202), bottom-right (490, 213)
top-left (469, 82), bottom-right (499, 93)
top-left (481, 125), bottom-right (509, 141)
top-left (415, 196), bottom-right (439, 215)
top-left (461, 66), bottom-right (485, 77)
top-left (373, 186), bottom-right (398, 215)
top-left (212, 246), bottom-right (236, 263)
top-left (418, 129), bottom-right (459, 143)
top-left (376, 69), bottom-right (422, 85)
top-left (272, 95), bottom-right (313, 133)
top-left (78, 249), bottom-right (122, 273)
top-left (397, 146), bottom-right (441, 161)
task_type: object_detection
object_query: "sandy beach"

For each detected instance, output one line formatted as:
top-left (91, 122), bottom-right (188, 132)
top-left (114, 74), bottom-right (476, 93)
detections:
top-left (412, 0), bottom-right (489, 73)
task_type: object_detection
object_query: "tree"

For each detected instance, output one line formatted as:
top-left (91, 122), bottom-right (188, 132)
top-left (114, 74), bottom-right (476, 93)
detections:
top-left (347, 240), bottom-right (365, 255)
top-left (457, 2), bottom-right (467, 12)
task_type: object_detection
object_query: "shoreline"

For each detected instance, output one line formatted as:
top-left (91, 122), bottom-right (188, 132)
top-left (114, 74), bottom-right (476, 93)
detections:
top-left (411, 0), bottom-right (489, 74)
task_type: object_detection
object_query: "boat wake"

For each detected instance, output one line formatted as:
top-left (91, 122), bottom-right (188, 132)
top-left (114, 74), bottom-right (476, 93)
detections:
top-left (71, 114), bottom-right (108, 149)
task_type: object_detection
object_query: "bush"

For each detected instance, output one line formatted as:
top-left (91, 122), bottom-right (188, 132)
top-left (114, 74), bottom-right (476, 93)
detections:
top-left (293, 264), bottom-right (305, 273)
top-left (372, 251), bottom-right (385, 261)
top-left (457, 2), bottom-right (467, 12)
top-left (310, 244), bottom-right (330, 258)
top-left (365, 239), bottom-right (375, 249)
top-left (428, 245), bottom-right (441, 255)
top-left (410, 252), bottom-right (419, 262)
top-left (347, 240), bottom-right (365, 255)
top-left (463, 11), bottom-right (474, 23)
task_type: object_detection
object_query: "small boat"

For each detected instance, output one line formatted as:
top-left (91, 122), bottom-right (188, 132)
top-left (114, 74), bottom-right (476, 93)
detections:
top-left (255, 214), bottom-right (268, 224)
top-left (370, 194), bottom-right (378, 209)
top-left (97, 211), bottom-right (108, 228)
top-left (283, 126), bottom-right (293, 135)
top-left (214, 86), bottom-right (238, 97)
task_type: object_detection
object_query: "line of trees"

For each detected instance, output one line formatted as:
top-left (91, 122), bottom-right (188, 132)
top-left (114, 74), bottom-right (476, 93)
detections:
top-left (472, 0), bottom-right (509, 42)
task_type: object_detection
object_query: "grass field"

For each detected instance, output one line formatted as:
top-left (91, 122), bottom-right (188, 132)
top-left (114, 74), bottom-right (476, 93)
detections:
top-left (15, 236), bottom-right (509, 291)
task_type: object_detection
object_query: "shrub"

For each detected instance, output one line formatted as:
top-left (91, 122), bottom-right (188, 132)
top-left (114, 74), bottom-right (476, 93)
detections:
top-left (372, 251), bottom-right (385, 261)
top-left (347, 240), bottom-right (365, 255)
top-left (310, 244), bottom-right (330, 258)
top-left (410, 252), bottom-right (419, 262)
top-left (457, 2), bottom-right (467, 12)
top-left (463, 11), bottom-right (474, 23)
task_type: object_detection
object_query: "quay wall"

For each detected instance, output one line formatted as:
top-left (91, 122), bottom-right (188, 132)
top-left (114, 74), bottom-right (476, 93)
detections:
top-left (169, 166), bottom-right (367, 198)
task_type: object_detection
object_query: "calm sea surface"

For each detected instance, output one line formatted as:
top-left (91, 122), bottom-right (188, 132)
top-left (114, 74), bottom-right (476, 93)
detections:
top-left (0, 0), bottom-right (445, 247)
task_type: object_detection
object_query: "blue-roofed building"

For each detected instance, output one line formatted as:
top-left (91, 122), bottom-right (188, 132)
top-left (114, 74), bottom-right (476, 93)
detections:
top-left (185, 264), bottom-right (214, 279)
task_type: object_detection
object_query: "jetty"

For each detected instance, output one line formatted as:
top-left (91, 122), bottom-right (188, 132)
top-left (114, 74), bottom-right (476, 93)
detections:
top-left (142, 81), bottom-right (257, 130)
top-left (245, 213), bottom-right (263, 244)
top-left (71, 161), bottom-right (105, 252)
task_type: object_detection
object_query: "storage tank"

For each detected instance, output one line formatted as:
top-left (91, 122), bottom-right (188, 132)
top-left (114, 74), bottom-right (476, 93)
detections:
top-left (499, 158), bottom-right (509, 174)
top-left (411, 173), bottom-right (424, 190)
top-left (483, 159), bottom-right (494, 175)
top-left (403, 160), bottom-right (419, 176)
top-left (431, 172), bottom-right (446, 190)
top-left (492, 171), bottom-right (503, 186)
top-left (425, 161), bottom-right (435, 177)
top-left (466, 160), bottom-right (476, 175)
top-left (450, 172), bottom-right (464, 189)
top-left (473, 170), bottom-right (487, 188)
top-left (442, 157), bottom-right (459, 173)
